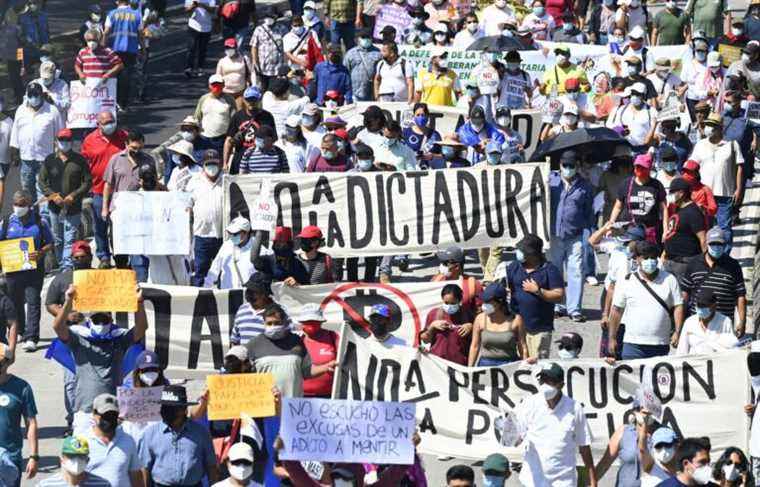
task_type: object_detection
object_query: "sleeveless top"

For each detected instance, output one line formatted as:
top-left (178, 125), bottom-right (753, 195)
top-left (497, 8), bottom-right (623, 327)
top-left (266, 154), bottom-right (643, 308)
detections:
top-left (479, 316), bottom-right (518, 361)
top-left (615, 424), bottom-right (641, 487)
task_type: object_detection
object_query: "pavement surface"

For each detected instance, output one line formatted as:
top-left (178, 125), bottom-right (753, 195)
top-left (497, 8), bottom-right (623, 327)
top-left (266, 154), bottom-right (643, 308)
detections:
top-left (1, 1), bottom-right (758, 485)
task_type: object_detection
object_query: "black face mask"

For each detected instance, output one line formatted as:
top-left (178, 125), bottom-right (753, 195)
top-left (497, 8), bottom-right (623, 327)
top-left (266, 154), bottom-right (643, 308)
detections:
top-left (98, 412), bottom-right (118, 433)
top-left (160, 405), bottom-right (184, 425)
top-left (329, 54), bottom-right (342, 64)
top-left (369, 317), bottom-right (388, 337)
top-left (128, 149), bottom-right (141, 158)
top-left (274, 244), bottom-right (293, 257)
top-left (72, 258), bottom-right (91, 270)
top-left (224, 357), bottom-right (243, 374)
top-left (300, 240), bottom-right (315, 252)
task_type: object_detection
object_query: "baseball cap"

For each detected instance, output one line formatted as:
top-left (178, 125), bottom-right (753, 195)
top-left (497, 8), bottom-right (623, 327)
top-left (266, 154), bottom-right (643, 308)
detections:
top-left (559, 149), bottom-right (578, 165)
top-left (619, 225), bottom-right (646, 243)
top-left (226, 216), bottom-right (251, 234)
top-left (482, 453), bottom-right (510, 475)
top-left (668, 177), bottom-right (690, 193)
top-left (303, 0), bottom-right (316, 8)
top-left (651, 427), bottom-right (678, 447)
top-left (136, 350), bottom-right (160, 370)
top-left (630, 82), bottom-right (647, 96)
top-left (243, 86), bottom-right (262, 101)
top-left (562, 103), bottom-right (579, 116)
top-left (228, 442), bottom-right (255, 463)
top-left (436, 246), bottom-right (464, 263)
top-left (537, 362), bottom-right (564, 382)
top-left (704, 112), bottom-right (723, 126)
top-left (556, 332), bottom-right (583, 350)
top-left (285, 114), bottom-right (300, 128)
top-left (273, 226), bottom-right (293, 244)
top-left (202, 149), bottom-right (221, 165)
top-left (62, 436), bottom-right (90, 456)
top-left (209, 74), bottom-right (224, 85)
top-left (303, 103), bottom-right (320, 116)
top-left (299, 303), bottom-right (326, 322)
top-left (633, 153), bottom-right (652, 169)
top-left (554, 45), bottom-right (571, 56)
top-left (40, 61), bottom-right (55, 78)
top-left (369, 304), bottom-right (391, 318)
top-left (706, 226), bottom-right (726, 244)
top-left (26, 82), bottom-right (43, 97)
top-left (379, 25), bottom-right (396, 35)
top-left (71, 240), bottom-right (92, 256)
top-left (695, 288), bottom-right (717, 307)
top-left (223, 38), bottom-right (237, 48)
top-left (683, 159), bottom-right (700, 172)
top-left (225, 345), bottom-right (249, 361)
top-left (57, 128), bottom-right (73, 140)
top-left (481, 282), bottom-right (507, 302)
top-left (655, 58), bottom-right (671, 69)
top-left (628, 25), bottom-right (645, 39)
top-left (298, 225), bottom-right (323, 239)
top-left (92, 393), bottom-right (119, 415)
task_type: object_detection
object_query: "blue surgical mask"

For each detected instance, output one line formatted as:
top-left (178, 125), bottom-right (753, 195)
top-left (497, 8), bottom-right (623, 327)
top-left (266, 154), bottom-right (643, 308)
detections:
top-left (293, 26), bottom-right (306, 35)
top-left (533, 6), bottom-right (544, 15)
top-left (561, 166), bottom-right (577, 178)
top-left (302, 115), bottom-right (315, 127)
top-left (442, 303), bottom-right (460, 315)
top-left (359, 38), bottom-right (372, 49)
top-left (640, 258), bottom-right (658, 274)
top-left (707, 244), bottom-right (724, 259)
top-left (255, 137), bottom-right (266, 149)
top-left (482, 475), bottom-right (505, 487)
top-left (357, 158), bottom-right (374, 170)
top-left (481, 303), bottom-right (496, 315)
top-left (562, 22), bottom-right (573, 32)
top-left (303, 8), bottom-right (316, 19)
top-left (487, 153), bottom-right (501, 165)
top-left (414, 115), bottom-right (429, 127)
top-left (695, 306), bottom-right (712, 319)
top-left (323, 150), bottom-right (336, 160)
top-left (230, 234), bottom-right (243, 246)
top-left (27, 96), bottom-right (42, 108)
top-left (660, 161), bottom-right (677, 173)
top-left (516, 249), bottom-right (525, 263)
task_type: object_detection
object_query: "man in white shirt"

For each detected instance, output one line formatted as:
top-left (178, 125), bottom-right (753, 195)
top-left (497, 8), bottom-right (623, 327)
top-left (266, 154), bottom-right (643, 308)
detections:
top-left (9, 82), bottom-right (64, 202)
top-left (205, 216), bottom-right (272, 289)
top-left (607, 240), bottom-right (684, 360)
top-left (374, 42), bottom-right (414, 102)
top-left (188, 150), bottom-right (225, 286)
top-left (480, 0), bottom-right (516, 36)
top-left (35, 61), bottom-right (70, 119)
top-left (453, 13), bottom-right (484, 48)
top-left (606, 83), bottom-right (657, 150)
top-left (676, 288), bottom-right (737, 355)
top-left (184, 0), bottom-right (217, 78)
top-left (690, 112), bottom-right (743, 252)
top-left (515, 362), bottom-right (598, 487)
top-left (647, 58), bottom-right (684, 110)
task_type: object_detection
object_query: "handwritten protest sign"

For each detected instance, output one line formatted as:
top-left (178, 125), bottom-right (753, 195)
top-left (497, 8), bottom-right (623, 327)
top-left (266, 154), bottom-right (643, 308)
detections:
top-left (280, 397), bottom-right (416, 464)
top-left (373, 4), bottom-right (412, 43)
top-left (117, 386), bottom-right (163, 423)
top-left (495, 411), bottom-right (521, 447)
top-left (67, 78), bottom-right (117, 129)
top-left (249, 180), bottom-right (278, 232)
top-left (73, 269), bottom-right (138, 312)
top-left (112, 191), bottom-right (192, 255)
top-left (206, 373), bottom-right (275, 420)
top-left (747, 102), bottom-right (760, 123)
top-left (718, 44), bottom-right (742, 68)
top-left (0, 237), bottom-right (36, 273)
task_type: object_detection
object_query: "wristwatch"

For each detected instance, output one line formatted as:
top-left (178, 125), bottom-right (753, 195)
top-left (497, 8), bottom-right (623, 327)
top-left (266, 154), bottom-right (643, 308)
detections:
top-left (535, 287), bottom-right (544, 299)
top-left (29, 455), bottom-right (39, 461)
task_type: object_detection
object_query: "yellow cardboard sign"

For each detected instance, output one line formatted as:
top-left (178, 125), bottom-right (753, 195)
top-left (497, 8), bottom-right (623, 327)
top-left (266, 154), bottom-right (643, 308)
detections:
top-left (0, 237), bottom-right (37, 273)
top-left (718, 44), bottom-right (742, 67)
top-left (206, 373), bottom-right (276, 420)
top-left (73, 269), bottom-right (138, 312)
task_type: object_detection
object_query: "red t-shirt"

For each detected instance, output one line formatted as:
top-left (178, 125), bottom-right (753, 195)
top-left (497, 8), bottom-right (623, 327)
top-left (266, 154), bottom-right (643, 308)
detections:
top-left (422, 307), bottom-right (474, 365)
top-left (80, 128), bottom-right (128, 194)
top-left (303, 329), bottom-right (339, 397)
top-left (430, 274), bottom-right (483, 314)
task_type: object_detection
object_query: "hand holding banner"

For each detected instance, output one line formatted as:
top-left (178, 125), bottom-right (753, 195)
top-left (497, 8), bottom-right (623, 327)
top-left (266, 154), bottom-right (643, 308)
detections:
top-left (206, 373), bottom-right (276, 420)
top-left (117, 386), bottom-right (163, 423)
top-left (280, 397), bottom-right (416, 465)
top-left (73, 269), bottom-right (138, 312)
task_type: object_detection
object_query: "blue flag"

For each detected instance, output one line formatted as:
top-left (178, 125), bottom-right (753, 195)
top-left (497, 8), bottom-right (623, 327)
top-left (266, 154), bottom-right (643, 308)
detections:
top-left (44, 339), bottom-right (76, 374)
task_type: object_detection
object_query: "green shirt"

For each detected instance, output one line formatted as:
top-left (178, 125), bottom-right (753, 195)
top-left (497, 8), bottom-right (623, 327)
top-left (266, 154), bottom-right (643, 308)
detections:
top-left (654, 9), bottom-right (689, 45)
top-left (0, 375), bottom-right (37, 462)
top-left (688, 0), bottom-right (726, 38)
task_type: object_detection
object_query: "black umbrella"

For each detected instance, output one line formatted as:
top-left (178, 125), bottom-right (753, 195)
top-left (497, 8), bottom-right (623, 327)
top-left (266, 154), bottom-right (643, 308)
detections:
top-left (528, 127), bottom-right (632, 163)
top-left (466, 35), bottom-right (525, 52)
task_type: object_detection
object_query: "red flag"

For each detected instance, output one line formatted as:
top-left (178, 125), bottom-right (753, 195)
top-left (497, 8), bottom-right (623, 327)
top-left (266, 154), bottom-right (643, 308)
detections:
top-left (306, 36), bottom-right (324, 71)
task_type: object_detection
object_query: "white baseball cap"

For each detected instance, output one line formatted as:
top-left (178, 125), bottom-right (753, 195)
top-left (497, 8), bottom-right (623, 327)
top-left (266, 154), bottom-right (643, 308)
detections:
top-left (628, 25), bottom-right (645, 40)
top-left (228, 442), bottom-right (254, 462)
top-left (299, 303), bottom-right (326, 322)
top-left (304, 0), bottom-right (317, 9)
top-left (226, 216), bottom-right (251, 234)
top-left (225, 345), bottom-right (249, 361)
top-left (209, 74), bottom-right (225, 85)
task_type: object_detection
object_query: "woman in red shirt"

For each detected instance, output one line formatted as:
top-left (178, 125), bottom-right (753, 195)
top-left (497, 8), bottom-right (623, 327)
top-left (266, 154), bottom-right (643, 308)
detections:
top-left (300, 303), bottom-right (339, 398)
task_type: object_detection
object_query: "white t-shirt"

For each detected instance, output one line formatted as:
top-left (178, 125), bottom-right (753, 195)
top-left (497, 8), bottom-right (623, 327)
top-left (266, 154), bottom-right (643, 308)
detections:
top-left (647, 73), bottom-right (682, 100)
top-left (480, 4), bottom-right (517, 36)
top-left (607, 103), bottom-right (657, 146)
top-left (262, 93), bottom-right (310, 139)
top-left (516, 393), bottom-right (591, 487)
top-left (167, 164), bottom-right (202, 192)
top-left (277, 139), bottom-right (307, 172)
top-left (452, 29), bottom-right (483, 49)
top-left (612, 269), bottom-right (683, 346)
top-left (681, 59), bottom-right (709, 100)
top-left (185, 0), bottom-right (216, 33)
top-left (604, 246), bottom-right (634, 290)
top-left (375, 58), bottom-right (413, 101)
top-left (690, 138), bottom-right (742, 197)
top-left (675, 312), bottom-right (737, 355)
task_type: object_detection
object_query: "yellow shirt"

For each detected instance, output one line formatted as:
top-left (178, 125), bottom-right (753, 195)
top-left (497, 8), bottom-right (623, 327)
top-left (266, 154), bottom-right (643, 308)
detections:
top-left (541, 63), bottom-right (590, 95)
top-left (417, 69), bottom-right (459, 107)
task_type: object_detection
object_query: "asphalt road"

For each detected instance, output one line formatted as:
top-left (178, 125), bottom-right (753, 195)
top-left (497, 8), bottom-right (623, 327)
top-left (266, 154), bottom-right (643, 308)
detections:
top-left (3, 2), bottom-right (758, 486)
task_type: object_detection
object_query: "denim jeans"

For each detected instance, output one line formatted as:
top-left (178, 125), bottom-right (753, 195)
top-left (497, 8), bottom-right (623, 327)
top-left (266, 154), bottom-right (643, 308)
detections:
top-left (64, 368), bottom-right (76, 426)
top-left (582, 227), bottom-right (596, 278)
top-left (330, 20), bottom-right (356, 49)
top-left (6, 269), bottom-right (44, 343)
top-left (130, 255), bottom-right (150, 283)
top-left (90, 194), bottom-right (111, 261)
top-left (550, 235), bottom-right (584, 316)
top-left (48, 211), bottom-right (81, 269)
top-left (621, 342), bottom-right (670, 360)
top-left (20, 159), bottom-right (41, 202)
top-left (715, 196), bottom-right (734, 253)
top-left (193, 236), bottom-right (223, 286)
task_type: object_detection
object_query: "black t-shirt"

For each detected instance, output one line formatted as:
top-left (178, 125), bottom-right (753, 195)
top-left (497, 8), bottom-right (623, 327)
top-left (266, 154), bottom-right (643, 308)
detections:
top-left (0, 294), bottom-right (17, 341)
top-left (615, 176), bottom-right (666, 228)
top-left (226, 108), bottom-right (278, 140)
top-left (45, 269), bottom-right (73, 306)
top-left (664, 203), bottom-right (706, 258)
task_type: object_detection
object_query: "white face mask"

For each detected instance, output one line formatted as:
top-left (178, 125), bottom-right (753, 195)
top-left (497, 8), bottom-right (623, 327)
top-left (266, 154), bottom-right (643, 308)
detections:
top-left (264, 17), bottom-right (275, 26)
top-left (692, 465), bottom-right (713, 485)
top-left (140, 371), bottom-right (159, 386)
top-left (228, 463), bottom-right (253, 481)
top-left (438, 263), bottom-right (450, 276)
top-left (495, 0), bottom-right (506, 7)
top-left (703, 126), bottom-right (714, 138)
top-left (180, 130), bottom-right (195, 141)
top-left (557, 348), bottom-right (578, 359)
top-left (442, 303), bottom-right (460, 315)
top-left (557, 54), bottom-right (569, 64)
top-left (101, 122), bottom-right (117, 135)
top-left (481, 303), bottom-right (496, 315)
top-left (731, 28), bottom-right (743, 36)
top-left (264, 325), bottom-right (288, 339)
top-left (205, 165), bottom-right (220, 177)
top-left (467, 22), bottom-right (478, 33)
top-left (12, 205), bottom-right (29, 218)
top-left (539, 383), bottom-right (559, 400)
top-left (87, 40), bottom-right (99, 50)
top-left (62, 456), bottom-right (88, 475)
top-left (654, 446), bottom-right (675, 464)
top-left (90, 323), bottom-right (111, 336)
top-left (497, 116), bottom-right (511, 127)
top-left (225, 48), bottom-right (237, 57)
top-left (723, 464), bottom-right (740, 481)
top-left (560, 115), bottom-right (577, 126)
top-left (666, 193), bottom-right (677, 205)
top-left (742, 53), bottom-right (751, 63)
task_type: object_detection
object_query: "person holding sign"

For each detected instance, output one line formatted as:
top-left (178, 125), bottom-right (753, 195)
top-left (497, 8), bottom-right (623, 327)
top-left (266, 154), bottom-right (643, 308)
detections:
top-left (0, 189), bottom-right (53, 353)
top-left (53, 283), bottom-right (147, 432)
top-left (513, 362), bottom-right (598, 487)
top-left (138, 385), bottom-right (220, 486)
top-left (420, 283), bottom-right (474, 366)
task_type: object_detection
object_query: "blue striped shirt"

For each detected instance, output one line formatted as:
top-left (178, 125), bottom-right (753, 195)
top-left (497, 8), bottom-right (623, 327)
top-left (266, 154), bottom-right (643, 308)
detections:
top-left (239, 146), bottom-right (289, 174)
top-left (231, 303), bottom-right (265, 346)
